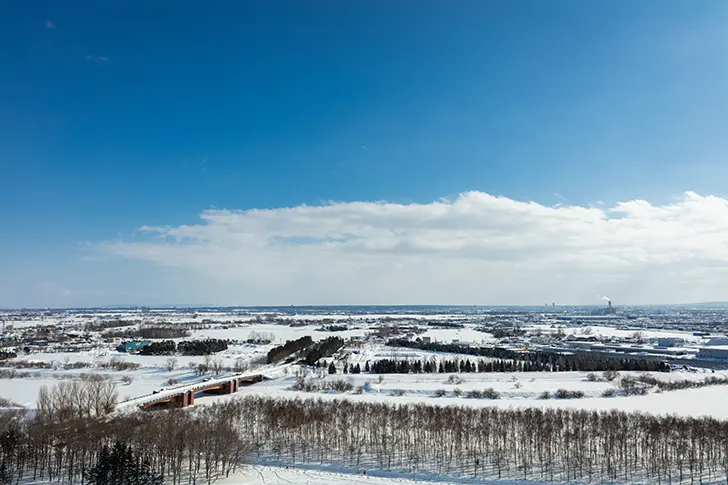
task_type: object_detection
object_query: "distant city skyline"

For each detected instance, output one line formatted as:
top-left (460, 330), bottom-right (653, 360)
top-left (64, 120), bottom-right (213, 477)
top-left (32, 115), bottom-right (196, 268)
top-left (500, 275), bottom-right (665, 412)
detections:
top-left (2, 2), bottom-right (727, 307)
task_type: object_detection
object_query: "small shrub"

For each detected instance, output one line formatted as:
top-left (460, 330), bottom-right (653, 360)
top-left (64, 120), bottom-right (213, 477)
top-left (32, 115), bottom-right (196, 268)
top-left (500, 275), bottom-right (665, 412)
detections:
top-left (555, 389), bottom-right (585, 399)
top-left (166, 378), bottom-right (180, 386)
top-left (391, 389), bottom-right (406, 397)
top-left (291, 377), bottom-right (319, 392)
top-left (102, 357), bottom-right (141, 372)
top-left (630, 386), bottom-right (649, 396)
top-left (619, 377), bottom-right (636, 390)
top-left (354, 385), bottom-right (365, 395)
top-left (121, 376), bottom-right (133, 386)
top-left (467, 389), bottom-right (483, 399)
top-left (446, 375), bottom-right (464, 385)
top-left (602, 369), bottom-right (619, 382)
top-left (452, 388), bottom-right (463, 397)
top-left (636, 373), bottom-right (659, 387)
top-left (482, 388), bottom-right (500, 399)
top-left (434, 389), bottom-right (448, 397)
top-left (539, 390), bottom-right (551, 400)
top-left (586, 372), bottom-right (599, 382)
top-left (327, 379), bottom-right (353, 393)
top-left (0, 397), bottom-right (21, 407)
top-left (618, 378), bottom-right (650, 395)
top-left (602, 388), bottom-right (616, 398)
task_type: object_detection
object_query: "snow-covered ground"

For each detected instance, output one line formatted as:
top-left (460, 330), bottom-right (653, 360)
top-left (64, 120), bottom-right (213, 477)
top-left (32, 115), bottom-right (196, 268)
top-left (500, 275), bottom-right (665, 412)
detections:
top-left (525, 323), bottom-right (704, 342)
top-left (191, 322), bottom-right (371, 344)
top-left (21, 464), bottom-right (547, 484)
top-left (3, 310), bottom-right (728, 419)
top-left (6, 360), bottom-right (726, 418)
top-left (221, 464), bottom-right (540, 485)
top-left (183, 366), bottom-right (728, 419)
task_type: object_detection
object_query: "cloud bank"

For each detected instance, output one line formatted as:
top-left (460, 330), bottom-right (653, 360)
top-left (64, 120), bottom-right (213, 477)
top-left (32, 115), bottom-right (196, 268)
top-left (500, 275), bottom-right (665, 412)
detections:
top-left (98, 191), bottom-right (728, 305)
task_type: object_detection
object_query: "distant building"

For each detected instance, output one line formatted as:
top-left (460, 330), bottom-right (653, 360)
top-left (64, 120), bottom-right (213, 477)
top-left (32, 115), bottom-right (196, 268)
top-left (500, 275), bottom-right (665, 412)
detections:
top-left (705, 337), bottom-right (728, 347)
top-left (116, 340), bottom-right (151, 353)
top-left (556, 315), bottom-right (622, 323)
top-left (606, 300), bottom-right (616, 315)
top-left (698, 346), bottom-right (728, 360)
top-left (655, 337), bottom-right (684, 348)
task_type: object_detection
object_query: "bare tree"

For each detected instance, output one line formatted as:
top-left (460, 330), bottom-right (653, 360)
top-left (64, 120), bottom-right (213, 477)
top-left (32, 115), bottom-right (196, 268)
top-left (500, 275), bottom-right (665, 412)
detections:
top-left (211, 358), bottom-right (225, 376)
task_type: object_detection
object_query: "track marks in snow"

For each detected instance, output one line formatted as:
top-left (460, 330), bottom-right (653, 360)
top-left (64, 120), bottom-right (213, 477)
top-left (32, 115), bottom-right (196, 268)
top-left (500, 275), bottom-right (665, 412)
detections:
top-left (228, 465), bottom-right (456, 484)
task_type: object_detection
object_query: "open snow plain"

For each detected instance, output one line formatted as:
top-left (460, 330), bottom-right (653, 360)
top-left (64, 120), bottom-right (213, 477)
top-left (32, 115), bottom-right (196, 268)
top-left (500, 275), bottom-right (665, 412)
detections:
top-left (2, 309), bottom-right (726, 417)
top-left (3, 307), bottom-right (728, 484)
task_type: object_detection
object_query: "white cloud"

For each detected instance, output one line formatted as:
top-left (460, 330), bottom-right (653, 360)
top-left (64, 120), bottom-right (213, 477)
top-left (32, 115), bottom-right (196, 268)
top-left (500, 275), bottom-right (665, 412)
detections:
top-left (45, 20), bottom-right (57, 29)
top-left (97, 191), bottom-right (728, 305)
top-left (86, 55), bottom-right (109, 63)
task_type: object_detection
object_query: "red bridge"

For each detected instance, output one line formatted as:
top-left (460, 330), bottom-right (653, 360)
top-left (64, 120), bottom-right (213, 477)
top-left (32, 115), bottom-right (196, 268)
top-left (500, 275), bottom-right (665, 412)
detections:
top-left (119, 373), bottom-right (265, 411)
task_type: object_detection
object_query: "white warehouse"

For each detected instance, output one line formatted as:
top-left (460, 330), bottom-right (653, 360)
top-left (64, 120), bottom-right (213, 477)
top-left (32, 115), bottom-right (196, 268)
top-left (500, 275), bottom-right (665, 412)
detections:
top-left (698, 346), bottom-right (728, 360)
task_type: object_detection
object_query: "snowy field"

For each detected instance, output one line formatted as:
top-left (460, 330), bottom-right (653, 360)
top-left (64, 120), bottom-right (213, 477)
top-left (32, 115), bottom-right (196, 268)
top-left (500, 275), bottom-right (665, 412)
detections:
top-left (4, 309), bottom-right (728, 485)
top-left (525, 323), bottom-right (706, 343)
top-left (6, 365), bottom-right (728, 419)
top-left (220, 464), bottom-right (550, 485)
top-left (23, 464), bottom-right (559, 484)
top-left (191, 367), bottom-right (728, 419)
top-left (2, 309), bottom-right (728, 419)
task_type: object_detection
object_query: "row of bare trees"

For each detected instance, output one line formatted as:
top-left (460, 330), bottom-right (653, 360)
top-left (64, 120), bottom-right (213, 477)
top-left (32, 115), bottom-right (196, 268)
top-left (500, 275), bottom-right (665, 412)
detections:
top-left (0, 401), bottom-right (247, 485)
top-left (237, 397), bottom-right (728, 484)
top-left (36, 376), bottom-right (117, 422)
top-left (3, 393), bottom-right (728, 484)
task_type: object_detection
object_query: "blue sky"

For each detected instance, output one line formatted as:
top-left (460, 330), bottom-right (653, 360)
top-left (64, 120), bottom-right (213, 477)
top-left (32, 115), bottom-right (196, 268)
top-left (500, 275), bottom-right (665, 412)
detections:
top-left (2, 2), bottom-right (728, 307)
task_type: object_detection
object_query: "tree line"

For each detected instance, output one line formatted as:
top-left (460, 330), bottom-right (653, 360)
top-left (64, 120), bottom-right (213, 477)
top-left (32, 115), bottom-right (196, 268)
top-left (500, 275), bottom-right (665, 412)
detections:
top-left (267, 336), bottom-right (313, 363)
top-left (103, 326), bottom-right (190, 339)
top-left (369, 356), bottom-right (666, 374)
top-left (239, 396), bottom-right (728, 484)
top-left (3, 394), bottom-right (728, 484)
top-left (0, 402), bottom-right (247, 485)
top-left (268, 336), bottom-right (347, 366)
top-left (83, 319), bottom-right (137, 332)
top-left (139, 339), bottom-right (228, 356)
top-left (0, 350), bottom-right (16, 360)
top-left (303, 337), bottom-right (345, 366)
top-left (388, 339), bottom-right (671, 372)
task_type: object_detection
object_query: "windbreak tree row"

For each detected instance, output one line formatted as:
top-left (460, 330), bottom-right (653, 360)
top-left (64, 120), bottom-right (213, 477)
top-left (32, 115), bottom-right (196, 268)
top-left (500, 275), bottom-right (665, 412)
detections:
top-left (303, 336), bottom-right (345, 366)
top-left (388, 339), bottom-right (671, 372)
top-left (103, 326), bottom-right (190, 339)
top-left (137, 339), bottom-right (228, 356)
top-left (370, 356), bottom-right (662, 374)
top-left (267, 336), bottom-right (314, 363)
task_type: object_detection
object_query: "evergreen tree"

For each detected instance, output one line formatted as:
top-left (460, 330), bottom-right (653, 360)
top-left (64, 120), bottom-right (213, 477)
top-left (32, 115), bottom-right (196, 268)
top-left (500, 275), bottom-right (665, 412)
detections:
top-left (328, 361), bottom-right (337, 374)
top-left (86, 442), bottom-right (162, 485)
